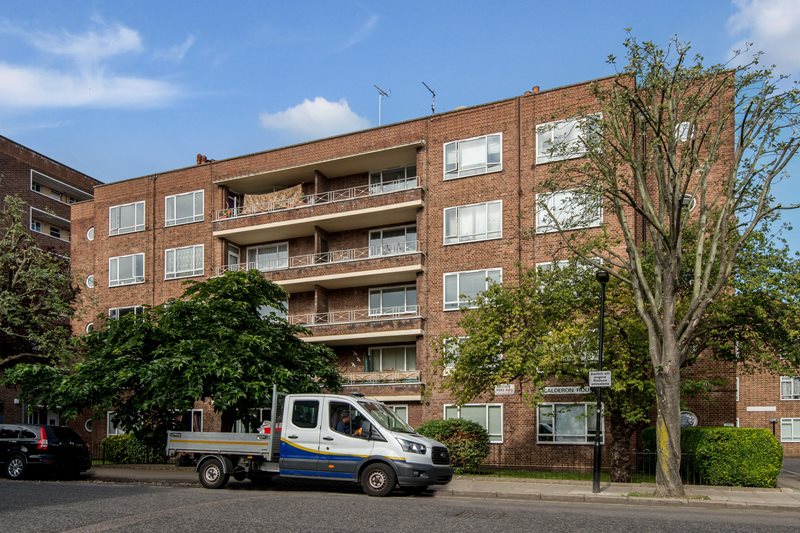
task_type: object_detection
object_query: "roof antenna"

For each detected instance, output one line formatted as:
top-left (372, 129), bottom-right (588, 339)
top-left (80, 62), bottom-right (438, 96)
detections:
top-left (422, 81), bottom-right (436, 114)
top-left (374, 84), bottom-right (391, 126)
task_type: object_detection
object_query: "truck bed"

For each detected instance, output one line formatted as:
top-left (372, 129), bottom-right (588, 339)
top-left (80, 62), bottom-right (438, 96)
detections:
top-left (166, 431), bottom-right (278, 457)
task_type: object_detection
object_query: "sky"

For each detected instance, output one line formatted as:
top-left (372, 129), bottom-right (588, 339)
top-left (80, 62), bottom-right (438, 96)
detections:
top-left (2, 0), bottom-right (800, 248)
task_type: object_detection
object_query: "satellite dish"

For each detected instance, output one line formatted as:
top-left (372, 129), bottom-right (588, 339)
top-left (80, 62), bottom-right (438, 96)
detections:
top-left (680, 411), bottom-right (698, 428)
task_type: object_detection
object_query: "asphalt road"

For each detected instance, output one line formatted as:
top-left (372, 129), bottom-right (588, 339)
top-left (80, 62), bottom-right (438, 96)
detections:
top-left (2, 479), bottom-right (800, 533)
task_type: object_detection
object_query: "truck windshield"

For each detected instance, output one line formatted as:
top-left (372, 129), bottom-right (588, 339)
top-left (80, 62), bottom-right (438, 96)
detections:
top-left (358, 401), bottom-right (416, 434)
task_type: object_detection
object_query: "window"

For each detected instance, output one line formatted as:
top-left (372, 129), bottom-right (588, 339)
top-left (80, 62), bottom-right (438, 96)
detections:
top-left (291, 399), bottom-right (319, 429)
top-left (329, 401), bottom-right (369, 438)
top-left (247, 243), bottom-right (288, 271)
top-left (109, 201), bottom-right (145, 235)
top-left (366, 346), bottom-right (416, 372)
top-left (31, 220), bottom-right (42, 232)
top-left (165, 190), bottom-right (204, 226)
top-left (109, 253), bottom-right (145, 286)
top-left (444, 133), bottom-right (502, 179)
top-left (50, 226), bottom-right (61, 239)
top-left (442, 337), bottom-right (467, 373)
top-left (444, 268), bottom-right (502, 310)
top-left (108, 306), bottom-right (144, 320)
top-left (389, 405), bottom-right (409, 424)
top-left (536, 190), bottom-right (602, 234)
top-left (781, 418), bottom-right (800, 442)
top-left (676, 121), bottom-right (694, 142)
top-left (165, 244), bottom-right (204, 279)
top-left (781, 377), bottom-right (800, 400)
top-left (444, 404), bottom-right (503, 443)
top-left (258, 301), bottom-right (288, 320)
top-left (369, 225), bottom-right (417, 257)
top-left (31, 182), bottom-right (41, 192)
top-left (173, 409), bottom-right (203, 432)
top-left (86, 227), bottom-right (95, 241)
top-left (227, 244), bottom-right (241, 271)
top-left (85, 323), bottom-right (94, 334)
top-left (536, 260), bottom-right (571, 272)
top-left (444, 200), bottom-right (502, 244)
top-left (536, 115), bottom-right (597, 164)
top-left (49, 189), bottom-right (62, 201)
top-left (537, 403), bottom-right (604, 444)
top-left (107, 411), bottom-right (125, 436)
top-left (369, 285), bottom-right (417, 316)
top-left (369, 165), bottom-right (417, 193)
top-left (85, 275), bottom-right (95, 288)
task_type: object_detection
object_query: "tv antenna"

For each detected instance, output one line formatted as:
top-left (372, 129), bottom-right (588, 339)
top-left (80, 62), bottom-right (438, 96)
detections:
top-left (422, 81), bottom-right (436, 114)
top-left (374, 84), bottom-right (391, 126)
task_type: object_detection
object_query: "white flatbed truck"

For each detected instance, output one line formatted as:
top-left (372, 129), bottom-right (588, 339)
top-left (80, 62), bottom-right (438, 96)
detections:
top-left (166, 388), bottom-right (452, 496)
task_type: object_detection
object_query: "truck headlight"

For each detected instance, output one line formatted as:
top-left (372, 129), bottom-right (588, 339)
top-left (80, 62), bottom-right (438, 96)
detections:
top-left (397, 438), bottom-right (426, 455)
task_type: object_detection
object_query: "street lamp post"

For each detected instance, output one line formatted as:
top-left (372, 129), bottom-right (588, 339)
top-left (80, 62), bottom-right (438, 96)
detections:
top-left (593, 269), bottom-right (609, 494)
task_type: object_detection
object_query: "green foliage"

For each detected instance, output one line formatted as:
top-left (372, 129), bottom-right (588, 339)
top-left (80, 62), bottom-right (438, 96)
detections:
top-left (416, 418), bottom-right (490, 473)
top-left (102, 434), bottom-right (166, 464)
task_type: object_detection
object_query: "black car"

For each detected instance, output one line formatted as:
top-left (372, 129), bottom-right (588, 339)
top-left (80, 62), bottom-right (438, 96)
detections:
top-left (0, 424), bottom-right (92, 479)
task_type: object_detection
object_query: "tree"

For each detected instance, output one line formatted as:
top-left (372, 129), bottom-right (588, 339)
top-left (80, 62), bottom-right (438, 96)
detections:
top-left (538, 35), bottom-right (800, 495)
top-left (0, 195), bottom-right (76, 370)
top-left (6, 270), bottom-right (342, 449)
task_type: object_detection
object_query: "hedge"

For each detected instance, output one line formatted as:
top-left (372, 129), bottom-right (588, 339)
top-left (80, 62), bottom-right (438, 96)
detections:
top-left (416, 418), bottom-right (490, 473)
top-left (640, 426), bottom-right (782, 487)
top-left (102, 434), bottom-right (166, 464)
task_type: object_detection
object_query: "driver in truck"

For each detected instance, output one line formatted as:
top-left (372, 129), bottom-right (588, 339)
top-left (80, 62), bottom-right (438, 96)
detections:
top-left (335, 412), bottom-right (363, 437)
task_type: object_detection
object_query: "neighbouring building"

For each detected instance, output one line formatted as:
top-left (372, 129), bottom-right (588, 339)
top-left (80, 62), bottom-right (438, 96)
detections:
top-left (0, 134), bottom-right (101, 432)
top-left (68, 77), bottom-right (795, 464)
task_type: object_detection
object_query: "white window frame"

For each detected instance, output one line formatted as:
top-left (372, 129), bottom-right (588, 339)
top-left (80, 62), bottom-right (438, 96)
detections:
top-left (108, 253), bottom-right (145, 287)
top-left (165, 190), bottom-right (205, 226)
top-left (368, 285), bottom-right (417, 316)
top-left (366, 345), bottom-right (417, 372)
top-left (369, 225), bottom-right (417, 257)
top-left (535, 115), bottom-right (598, 164)
top-left (109, 201), bottom-right (145, 236)
top-left (107, 411), bottom-right (125, 436)
top-left (165, 244), bottom-right (205, 280)
top-left (227, 244), bottom-right (241, 271)
top-left (444, 200), bottom-right (502, 245)
top-left (781, 418), bottom-right (800, 442)
top-left (443, 133), bottom-right (503, 180)
top-left (389, 405), bottom-right (409, 424)
top-left (443, 268), bottom-right (502, 311)
top-left (535, 189), bottom-right (603, 234)
top-left (108, 305), bottom-right (144, 320)
top-left (780, 376), bottom-right (800, 400)
top-left (443, 403), bottom-right (504, 443)
top-left (247, 242), bottom-right (289, 271)
top-left (537, 402), bottom-right (604, 445)
top-left (86, 227), bottom-right (95, 241)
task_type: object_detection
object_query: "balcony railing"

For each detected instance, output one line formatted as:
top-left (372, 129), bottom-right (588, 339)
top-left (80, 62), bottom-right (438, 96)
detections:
top-left (214, 241), bottom-right (420, 276)
top-left (342, 370), bottom-right (421, 385)
top-left (215, 176), bottom-right (419, 220)
top-left (289, 306), bottom-right (420, 326)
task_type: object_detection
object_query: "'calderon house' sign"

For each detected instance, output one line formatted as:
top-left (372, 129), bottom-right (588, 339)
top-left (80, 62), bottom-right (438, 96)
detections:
top-left (494, 384), bottom-right (516, 396)
top-left (543, 386), bottom-right (591, 395)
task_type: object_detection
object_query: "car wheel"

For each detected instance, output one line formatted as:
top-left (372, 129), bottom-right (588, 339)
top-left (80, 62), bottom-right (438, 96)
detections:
top-left (6, 455), bottom-right (26, 480)
top-left (198, 458), bottom-right (229, 489)
top-left (361, 463), bottom-right (396, 497)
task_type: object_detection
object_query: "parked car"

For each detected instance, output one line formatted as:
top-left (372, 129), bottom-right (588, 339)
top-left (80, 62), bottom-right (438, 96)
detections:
top-left (0, 424), bottom-right (92, 480)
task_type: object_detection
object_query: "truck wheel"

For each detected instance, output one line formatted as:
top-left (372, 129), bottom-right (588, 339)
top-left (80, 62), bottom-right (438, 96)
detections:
top-left (199, 458), bottom-right (229, 489)
top-left (6, 454), bottom-right (26, 480)
top-left (361, 463), bottom-right (396, 497)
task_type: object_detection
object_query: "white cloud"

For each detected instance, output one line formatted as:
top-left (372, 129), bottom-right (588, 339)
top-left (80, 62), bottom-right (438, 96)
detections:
top-left (728, 0), bottom-right (800, 70)
top-left (333, 14), bottom-right (378, 52)
top-left (29, 23), bottom-right (143, 66)
top-left (259, 97), bottom-right (372, 138)
top-left (155, 35), bottom-right (196, 62)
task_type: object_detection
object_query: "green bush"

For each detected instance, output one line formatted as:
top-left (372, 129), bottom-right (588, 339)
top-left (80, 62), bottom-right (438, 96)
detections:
top-left (638, 426), bottom-right (782, 487)
top-left (416, 418), bottom-right (490, 473)
top-left (103, 434), bottom-right (166, 464)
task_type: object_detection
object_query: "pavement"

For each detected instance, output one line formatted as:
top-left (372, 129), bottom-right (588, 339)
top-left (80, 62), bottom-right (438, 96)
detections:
top-left (83, 463), bottom-right (800, 511)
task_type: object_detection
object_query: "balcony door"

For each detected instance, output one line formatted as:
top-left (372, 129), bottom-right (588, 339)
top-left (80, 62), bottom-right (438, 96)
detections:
top-left (369, 225), bottom-right (417, 257)
top-left (247, 243), bottom-right (288, 271)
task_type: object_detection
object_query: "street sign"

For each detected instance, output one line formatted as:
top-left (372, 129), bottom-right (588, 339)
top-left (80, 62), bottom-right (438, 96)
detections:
top-left (543, 386), bottom-right (592, 395)
top-left (589, 371), bottom-right (612, 388)
top-left (494, 384), bottom-right (515, 396)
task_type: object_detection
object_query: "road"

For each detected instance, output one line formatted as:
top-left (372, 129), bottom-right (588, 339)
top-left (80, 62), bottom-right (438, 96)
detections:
top-left (1, 478), bottom-right (799, 533)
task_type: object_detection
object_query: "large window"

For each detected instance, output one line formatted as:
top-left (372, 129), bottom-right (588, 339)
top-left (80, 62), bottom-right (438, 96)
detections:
top-left (536, 115), bottom-right (597, 164)
top-left (444, 133), bottom-right (502, 180)
top-left (537, 403), bottom-right (603, 444)
top-left (369, 165), bottom-right (417, 193)
top-left (369, 285), bottom-right (417, 316)
top-left (781, 376), bottom-right (800, 400)
top-left (536, 189), bottom-right (602, 234)
top-left (109, 201), bottom-right (145, 235)
top-left (165, 244), bottom-right (204, 279)
top-left (165, 190), bottom-right (204, 226)
top-left (444, 404), bottom-right (503, 443)
top-left (107, 411), bottom-right (125, 436)
top-left (369, 225), bottom-right (417, 257)
top-left (108, 306), bottom-right (144, 320)
top-left (366, 346), bottom-right (417, 372)
top-left (444, 200), bottom-right (502, 244)
top-left (781, 418), bottom-right (800, 442)
top-left (109, 253), bottom-right (145, 286)
top-left (247, 243), bottom-right (289, 271)
top-left (444, 268), bottom-right (502, 310)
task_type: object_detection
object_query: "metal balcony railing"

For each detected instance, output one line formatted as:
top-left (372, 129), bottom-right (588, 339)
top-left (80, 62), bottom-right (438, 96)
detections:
top-left (215, 176), bottom-right (419, 220)
top-left (213, 241), bottom-right (420, 276)
top-left (289, 306), bottom-right (420, 326)
top-left (342, 370), bottom-right (421, 385)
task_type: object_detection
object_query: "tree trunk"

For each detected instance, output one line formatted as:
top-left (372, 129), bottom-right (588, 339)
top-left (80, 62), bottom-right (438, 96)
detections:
top-left (608, 414), bottom-right (634, 483)
top-left (654, 363), bottom-right (685, 497)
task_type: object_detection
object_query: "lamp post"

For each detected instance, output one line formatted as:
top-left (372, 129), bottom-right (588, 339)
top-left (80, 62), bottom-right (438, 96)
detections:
top-left (593, 269), bottom-right (609, 493)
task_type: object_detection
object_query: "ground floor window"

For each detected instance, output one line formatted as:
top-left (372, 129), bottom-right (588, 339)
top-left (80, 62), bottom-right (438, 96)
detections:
top-left (107, 411), bottom-right (125, 436)
top-left (781, 418), bottom-right (800, 442)
top-left (444, 403), bottom-right (503, 443)
top-left (389, 405), bottom-right (408, 424)
top-left (537, 403), bottom-right (603, 444)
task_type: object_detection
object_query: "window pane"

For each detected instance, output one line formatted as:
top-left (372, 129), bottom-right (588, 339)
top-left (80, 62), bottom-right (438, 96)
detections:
top-left (369, 291), bottom-right (381, 312)
top-left (445, 208), bottom-right (458, 242)
top-left (381, 347), bottom-right (406, 370)
top-left (459, 137), bottom-right (486, 170)
top-left (194, 191), bottom-right (204, 217)
top-left (176, 194), bottom-right (193, 221)
top-left (120, 205), bottom-right (135, 229)
top-left (136, 203), bottom-right (144, 226)
top-left (460, 406), bottom-right (486, 427)
top-left (166, 249), bottom-right (175, 274)
top-left (487, 202), bottom-right (502, 235)
top-left (444, 406), bottom-right (459, 420)
top-left (445, 143), bottom-right (457, 174)
top-left (166, 197), bottom-right (175, 222)
top-left (555, 404), bottom-right (585, 442)
top-left (487, 135), bottom-right (501, 165)
top-left (194, 247), bottom-right (203, 270)
top-left (118, 256), bottom-right (133, 281)
top-left (444, 274), bottom-right (458, 306)
top-left (135, 254), bottom-right (144, 277)
top-left (488, 406), bottom-right (502, 436)
top-left (291, 400), bottom-right (319, 429)
top-left (406, 347), bottom-right (416, 370)
top-left (381, 288), bottom-right (406, 310)
top-left (459, 271), bottom-right (486, 300)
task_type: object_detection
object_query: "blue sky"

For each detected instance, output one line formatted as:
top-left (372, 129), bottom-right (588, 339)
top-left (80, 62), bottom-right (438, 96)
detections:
top-left (2, 0), bottom-right (800, 247)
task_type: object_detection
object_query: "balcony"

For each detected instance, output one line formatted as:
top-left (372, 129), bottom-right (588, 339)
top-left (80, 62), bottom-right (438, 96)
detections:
top-left (342, 370), bottom-right (421, 385)
top-left (213, 179), bottom-right (423, 245)
top-left (290, 307), bottom-right (423, 345)
top-left (214, 242), bottom-right (424, 292)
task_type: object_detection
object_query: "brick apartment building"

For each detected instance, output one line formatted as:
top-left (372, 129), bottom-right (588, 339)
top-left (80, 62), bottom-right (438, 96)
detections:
top-left (67, 77), bottom-right (799, 464)
top-left (0, 134), bottom-right (101, 427)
